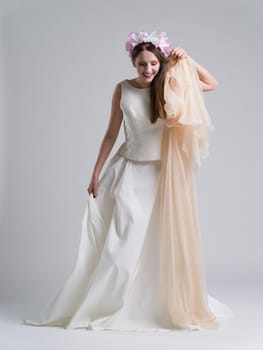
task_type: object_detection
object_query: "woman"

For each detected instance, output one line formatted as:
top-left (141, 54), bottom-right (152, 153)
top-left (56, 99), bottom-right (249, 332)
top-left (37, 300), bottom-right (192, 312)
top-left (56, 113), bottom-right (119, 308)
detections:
top-left (88, 34), bottom-right (218, 199)
top-left (24, 31), bottom-right (233, 332)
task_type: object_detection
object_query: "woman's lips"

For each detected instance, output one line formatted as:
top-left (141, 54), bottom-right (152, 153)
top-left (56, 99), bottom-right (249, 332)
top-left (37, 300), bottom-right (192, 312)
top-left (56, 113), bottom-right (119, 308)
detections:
top-left (143, 73), bottom-right (153, 78)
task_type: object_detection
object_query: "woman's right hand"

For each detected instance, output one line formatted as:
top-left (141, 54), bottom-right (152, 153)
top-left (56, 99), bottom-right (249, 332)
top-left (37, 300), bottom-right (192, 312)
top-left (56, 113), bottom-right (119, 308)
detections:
top-left (87, 174), bottom-right (99, 198)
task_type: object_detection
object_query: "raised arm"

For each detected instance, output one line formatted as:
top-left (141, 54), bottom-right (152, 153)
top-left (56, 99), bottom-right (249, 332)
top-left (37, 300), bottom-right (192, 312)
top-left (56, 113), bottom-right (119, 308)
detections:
top-left (170, 47), bottom-right (219, 92)
top-left (188, 57), bottom-right (219, 91)
top-left (87, 83), bottom-right (123, 197)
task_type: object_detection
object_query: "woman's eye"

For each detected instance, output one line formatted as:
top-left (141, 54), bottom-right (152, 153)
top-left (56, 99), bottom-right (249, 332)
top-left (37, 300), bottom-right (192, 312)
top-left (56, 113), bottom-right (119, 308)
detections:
top-left (139, 63), bottom-right (157, 67)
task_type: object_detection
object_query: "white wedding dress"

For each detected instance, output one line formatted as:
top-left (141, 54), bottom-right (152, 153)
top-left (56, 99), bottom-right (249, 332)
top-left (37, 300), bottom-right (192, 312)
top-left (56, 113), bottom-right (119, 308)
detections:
top-left (24, 79), bottom-right (233, 331)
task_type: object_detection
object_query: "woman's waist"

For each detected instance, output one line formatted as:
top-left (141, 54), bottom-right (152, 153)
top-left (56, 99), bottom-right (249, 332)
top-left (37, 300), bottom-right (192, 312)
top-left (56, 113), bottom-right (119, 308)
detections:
top-left (116, 139), bottom-right (162, 161)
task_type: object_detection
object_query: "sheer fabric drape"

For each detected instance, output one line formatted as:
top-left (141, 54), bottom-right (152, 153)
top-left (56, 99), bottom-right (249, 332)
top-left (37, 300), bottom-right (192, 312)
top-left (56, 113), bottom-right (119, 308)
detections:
top-left (159, 58), bottom-right (219, 329)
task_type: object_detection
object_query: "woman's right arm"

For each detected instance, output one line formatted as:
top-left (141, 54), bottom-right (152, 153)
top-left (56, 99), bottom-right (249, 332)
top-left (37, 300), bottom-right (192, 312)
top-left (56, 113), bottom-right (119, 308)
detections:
top-left (170, 48), bottom-right (219, 91)
top-left (87, 82), bottom-right (123, 197)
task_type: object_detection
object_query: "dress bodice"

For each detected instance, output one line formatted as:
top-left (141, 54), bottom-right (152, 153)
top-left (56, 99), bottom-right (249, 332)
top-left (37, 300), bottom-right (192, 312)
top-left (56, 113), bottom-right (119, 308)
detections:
top-left (116, 79), bottom-right (164, 161)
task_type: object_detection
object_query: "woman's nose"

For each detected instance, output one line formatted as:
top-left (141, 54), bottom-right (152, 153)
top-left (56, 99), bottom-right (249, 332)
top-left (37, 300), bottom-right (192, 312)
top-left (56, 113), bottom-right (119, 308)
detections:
top-left (145, 65), bottom-right (152, 72)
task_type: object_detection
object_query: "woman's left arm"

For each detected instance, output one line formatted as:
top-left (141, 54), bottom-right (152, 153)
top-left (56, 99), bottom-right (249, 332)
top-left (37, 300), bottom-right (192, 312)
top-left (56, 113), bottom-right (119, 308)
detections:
top-left (189, 57), bottom-right (219, 91)
top-left (170, 47), bottom-right (219, 92)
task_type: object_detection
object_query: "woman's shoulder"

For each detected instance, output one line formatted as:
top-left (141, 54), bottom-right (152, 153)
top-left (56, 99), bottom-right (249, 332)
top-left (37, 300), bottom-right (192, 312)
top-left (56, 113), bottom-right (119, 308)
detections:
top-left (111, 80), bottom-right (125, 101)
top-left (112, 79), bottom-right (131, 97)
top-left (112, 78), bottom-right (139, 97)
top-left (113, 79), bottom-right (126, 92)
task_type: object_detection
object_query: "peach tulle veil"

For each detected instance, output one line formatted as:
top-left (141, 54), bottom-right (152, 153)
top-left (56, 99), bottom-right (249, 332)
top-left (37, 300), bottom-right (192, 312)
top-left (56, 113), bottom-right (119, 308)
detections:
top-left (158, 57), bottom-right (219, 329)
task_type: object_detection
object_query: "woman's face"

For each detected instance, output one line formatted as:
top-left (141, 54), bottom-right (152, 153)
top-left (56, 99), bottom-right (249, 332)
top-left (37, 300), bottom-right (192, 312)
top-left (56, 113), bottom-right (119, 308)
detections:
top-left (132, 50), bottom-right (160, 84)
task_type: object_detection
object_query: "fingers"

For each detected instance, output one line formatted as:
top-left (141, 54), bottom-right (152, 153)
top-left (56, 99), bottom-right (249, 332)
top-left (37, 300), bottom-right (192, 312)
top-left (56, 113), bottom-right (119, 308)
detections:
top-left (170, 47), bottom-right (188, 59)
top-left (93, 188), bottom-right (97, 198)
top-left (87, 185), bottom-right (91, 195)
top-left (87, 185), bottom-right (98, 198)
top-left (87, 189), bottom-right (97, 198)
top-left (87, 174), bottom-right (99, 197)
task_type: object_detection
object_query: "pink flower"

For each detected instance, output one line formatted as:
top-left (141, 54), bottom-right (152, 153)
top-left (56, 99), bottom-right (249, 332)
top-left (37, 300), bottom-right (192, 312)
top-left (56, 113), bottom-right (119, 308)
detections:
top-left (125, 30), bottom-right (172, 57)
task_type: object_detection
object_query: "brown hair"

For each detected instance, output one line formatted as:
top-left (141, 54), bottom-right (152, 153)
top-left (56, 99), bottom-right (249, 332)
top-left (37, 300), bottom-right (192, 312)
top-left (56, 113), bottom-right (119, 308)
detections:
top-left (131, 42), bottom-right (178, 123)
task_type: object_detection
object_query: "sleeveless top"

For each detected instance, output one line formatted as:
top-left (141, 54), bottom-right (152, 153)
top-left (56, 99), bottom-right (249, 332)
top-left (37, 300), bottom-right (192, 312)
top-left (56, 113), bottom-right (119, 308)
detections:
top-left (116, 79), bottom-right (164, 161)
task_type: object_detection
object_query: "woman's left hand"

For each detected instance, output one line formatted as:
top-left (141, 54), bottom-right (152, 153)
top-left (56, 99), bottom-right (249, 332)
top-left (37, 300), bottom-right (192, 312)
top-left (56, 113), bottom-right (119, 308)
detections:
top-left (170, 47), bottom-right (190, 60)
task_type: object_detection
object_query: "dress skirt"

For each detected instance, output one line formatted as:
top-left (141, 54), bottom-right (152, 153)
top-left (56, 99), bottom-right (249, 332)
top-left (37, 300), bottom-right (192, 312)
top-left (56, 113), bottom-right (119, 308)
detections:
top-left (24, 151), bottom-right (233, 332)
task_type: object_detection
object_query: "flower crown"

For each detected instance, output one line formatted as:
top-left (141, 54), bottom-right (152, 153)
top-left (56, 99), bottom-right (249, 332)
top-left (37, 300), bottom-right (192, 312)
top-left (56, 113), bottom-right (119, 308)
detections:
top-left (125, 31), bottom-right (172, 58)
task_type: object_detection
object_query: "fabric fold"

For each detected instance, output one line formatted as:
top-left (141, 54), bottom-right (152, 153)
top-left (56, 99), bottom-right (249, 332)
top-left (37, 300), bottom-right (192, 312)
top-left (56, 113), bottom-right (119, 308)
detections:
top-left (159, 58), bottom-right (219, 329)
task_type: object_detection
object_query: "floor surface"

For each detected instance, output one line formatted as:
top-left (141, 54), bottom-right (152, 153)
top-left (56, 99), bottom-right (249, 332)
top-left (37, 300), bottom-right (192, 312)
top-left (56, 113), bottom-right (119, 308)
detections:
top-left (1, 283), bottom-right (262, 350)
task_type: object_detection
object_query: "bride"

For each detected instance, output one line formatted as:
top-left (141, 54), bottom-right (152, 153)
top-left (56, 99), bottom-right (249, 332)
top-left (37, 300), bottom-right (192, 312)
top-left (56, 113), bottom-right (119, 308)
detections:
top-left (24, 30), bottom-right (234, 332)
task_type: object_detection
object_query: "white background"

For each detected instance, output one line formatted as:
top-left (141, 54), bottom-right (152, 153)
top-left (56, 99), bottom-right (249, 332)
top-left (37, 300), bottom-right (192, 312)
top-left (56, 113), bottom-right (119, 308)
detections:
top-left (1, 0), bottom-right (262, 349)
